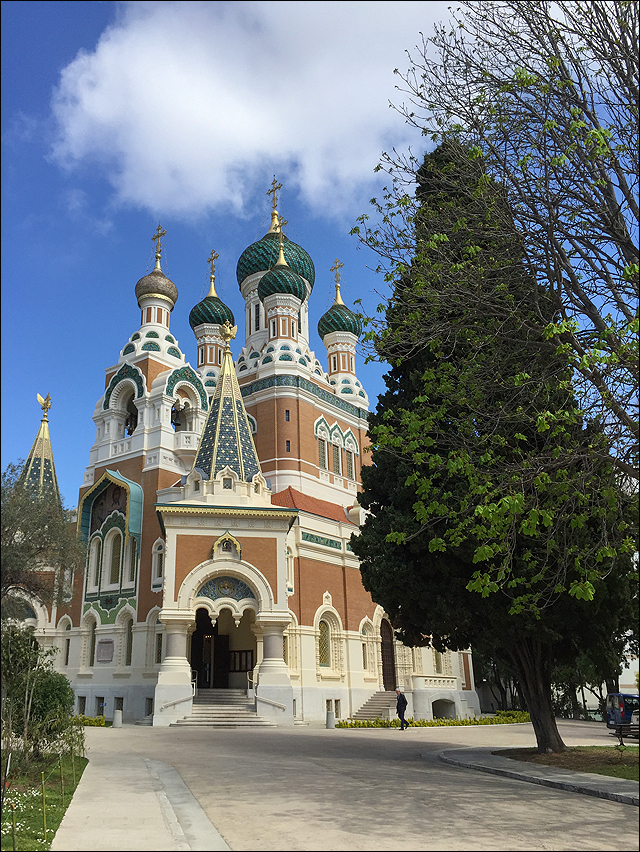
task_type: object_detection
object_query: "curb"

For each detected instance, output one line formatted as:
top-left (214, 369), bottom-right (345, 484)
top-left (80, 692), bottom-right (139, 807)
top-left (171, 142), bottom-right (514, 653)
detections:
top-left (438, 748), bottom-right (639, 806)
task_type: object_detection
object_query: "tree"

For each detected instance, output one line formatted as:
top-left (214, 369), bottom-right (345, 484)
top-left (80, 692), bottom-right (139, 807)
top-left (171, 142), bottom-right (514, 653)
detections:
top-left (1, 462), bottom-right (85, 616)
top-left (356, 142), bottom-right (635, 610)
top-left (351, 144), bottom-right (638, 752)
top-left (362, 0), bottom-right (638, 479)
top-left (0, 624), bottom-right (76, 763)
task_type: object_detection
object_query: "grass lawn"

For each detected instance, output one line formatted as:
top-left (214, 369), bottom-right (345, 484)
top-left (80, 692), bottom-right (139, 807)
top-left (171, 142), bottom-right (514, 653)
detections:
top-left (498, 745), bottom-right (639, 782)
top-left (1, 753), bottom-right (88, 851)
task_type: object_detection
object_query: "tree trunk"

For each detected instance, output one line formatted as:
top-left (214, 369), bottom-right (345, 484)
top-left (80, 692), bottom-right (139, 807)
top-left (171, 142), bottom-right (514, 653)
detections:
top-left (509, 638), bottom-right (566, 753)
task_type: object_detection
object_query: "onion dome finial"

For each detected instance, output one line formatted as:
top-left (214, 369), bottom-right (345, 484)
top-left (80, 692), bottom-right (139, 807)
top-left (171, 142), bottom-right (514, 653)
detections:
top-left (135, 223), bottom-right (178, 307)
top-left (189, 249), bottom-right (235, 329)
top-left (317, 260), bottom-right (363, 338)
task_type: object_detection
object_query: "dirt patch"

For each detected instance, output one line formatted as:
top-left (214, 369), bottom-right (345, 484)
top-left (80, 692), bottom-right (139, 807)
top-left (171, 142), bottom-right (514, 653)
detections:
top-left (497, 746), bottom-right (639, 781)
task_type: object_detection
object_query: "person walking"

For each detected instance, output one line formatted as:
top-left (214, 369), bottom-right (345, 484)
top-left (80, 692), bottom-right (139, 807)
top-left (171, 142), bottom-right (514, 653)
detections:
top-left (396, 687), bottom-right (409, 729)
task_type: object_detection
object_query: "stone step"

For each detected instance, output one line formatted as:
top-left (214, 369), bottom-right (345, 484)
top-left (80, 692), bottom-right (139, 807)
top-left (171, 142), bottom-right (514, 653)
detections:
top-left (352, 691), bottom-right (397, 720)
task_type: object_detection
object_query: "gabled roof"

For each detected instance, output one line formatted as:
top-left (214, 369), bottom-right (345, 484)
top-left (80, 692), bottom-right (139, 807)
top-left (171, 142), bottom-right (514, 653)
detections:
top-left (271, 486), bottom-right (356, 525)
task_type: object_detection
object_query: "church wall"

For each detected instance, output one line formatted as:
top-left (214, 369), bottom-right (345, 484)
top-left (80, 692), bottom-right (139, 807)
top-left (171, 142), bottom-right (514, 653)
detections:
top-left (173, 534), bottom-right (279, 605)
top-left (239, 537), bottom-right (278, 603)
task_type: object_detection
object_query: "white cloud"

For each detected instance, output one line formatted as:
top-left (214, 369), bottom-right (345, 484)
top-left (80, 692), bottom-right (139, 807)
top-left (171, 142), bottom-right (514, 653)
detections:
top-left (50, 0), bottom-right (450, 220)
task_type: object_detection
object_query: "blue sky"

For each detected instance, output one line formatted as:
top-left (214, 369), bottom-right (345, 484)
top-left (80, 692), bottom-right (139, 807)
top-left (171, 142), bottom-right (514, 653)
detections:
top-left (1, 1), bottom-right (450, 507)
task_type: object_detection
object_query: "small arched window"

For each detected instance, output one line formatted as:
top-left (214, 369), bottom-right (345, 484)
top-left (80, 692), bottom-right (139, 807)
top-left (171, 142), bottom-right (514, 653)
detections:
top-left (88, 620), bottom-right (97, 667)
top-left (319, 620), bottom-right (330, 667)
top-left (89, 537), bottom-right (101, 589)
top-left (152, 541), bottom-right (164, 588)
top-left (64, 622), bottom-right (71, 667)
top-left (124, 618), bottom-right (133, 666)
top-left (107, 530), bottom-right (123, 586)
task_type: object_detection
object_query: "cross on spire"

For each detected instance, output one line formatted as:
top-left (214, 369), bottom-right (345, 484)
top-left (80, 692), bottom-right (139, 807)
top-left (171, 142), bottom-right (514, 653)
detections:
top-left (152, 224), bottom-right (166, 268)
top-left (331, 259), bottom-right (345, 305)
top-left (267, 177), bottom-right (282, 211)
top-left (330, 258), bottom-right (344, 285)
top-left (208, 249), bottom-right (219, 277)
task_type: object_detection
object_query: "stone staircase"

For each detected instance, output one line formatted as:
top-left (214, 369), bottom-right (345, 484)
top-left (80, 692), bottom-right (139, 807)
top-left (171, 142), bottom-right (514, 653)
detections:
top-left (170, 688), bottom-right (277, 728)
top-left (351, 690), bottom-right (397, 721)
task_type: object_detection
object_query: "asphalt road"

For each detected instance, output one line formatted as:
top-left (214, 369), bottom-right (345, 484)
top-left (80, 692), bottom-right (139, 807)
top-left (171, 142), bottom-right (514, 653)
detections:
top-left (54, 720), bottom-right (638, 851)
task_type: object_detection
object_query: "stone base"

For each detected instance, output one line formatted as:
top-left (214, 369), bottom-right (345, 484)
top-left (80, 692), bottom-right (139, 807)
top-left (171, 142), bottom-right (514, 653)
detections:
top-left (152, 683), bottom-right (193, 727)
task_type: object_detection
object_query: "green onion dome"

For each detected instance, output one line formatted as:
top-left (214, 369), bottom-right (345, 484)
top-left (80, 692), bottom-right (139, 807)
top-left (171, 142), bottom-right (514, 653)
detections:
top-left (135, 267), bottom-right (178, 307)
top-left (189, 293), bottom-right (234, 329)
top-left (258, 265), bottom-right (307, 303)
top-left (237, 231), bottom-right (315, 291)
top-left (318, 288), bottom-right (362, 339)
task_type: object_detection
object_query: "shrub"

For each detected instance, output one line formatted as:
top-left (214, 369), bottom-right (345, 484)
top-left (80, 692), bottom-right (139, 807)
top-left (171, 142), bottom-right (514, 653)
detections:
top-left (336, 712), bottom-right (531, 728)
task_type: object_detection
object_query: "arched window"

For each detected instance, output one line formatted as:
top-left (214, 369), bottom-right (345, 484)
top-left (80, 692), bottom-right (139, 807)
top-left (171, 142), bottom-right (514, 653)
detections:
top-left (64, 622), bottom-right (71, 667)
top-left (88, 620), bottom-right (97, 667)
top-left (124, 618), bottom-right (133, 666)
top-left (105, 530), bottom-right (122, 586)
top-left (434, 649), bottom-right (443, 674)
top-left (152, 540), bottom-right (164, 589)
top-left (318, 620), bottom-right (330, 667)
top-left (88, 537), bottom-right (101, 590)
top-left (125, 537), bottom-right (137, 586)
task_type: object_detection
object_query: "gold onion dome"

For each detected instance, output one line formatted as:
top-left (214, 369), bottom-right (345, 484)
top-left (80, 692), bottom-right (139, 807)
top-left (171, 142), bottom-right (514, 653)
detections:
top-left (135, 224), bottom-right (178, 308)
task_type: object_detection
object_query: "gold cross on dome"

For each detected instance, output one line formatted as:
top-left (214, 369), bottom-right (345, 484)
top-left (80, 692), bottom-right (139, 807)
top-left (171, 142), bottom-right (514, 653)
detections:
top-left (208, 249), bottom-right (219, 277)
top-left (152, 224), bottom-right (166, 260)
top-left (267, 177), bottom-right (282, 211)
top-left (330, 258), bottom-right (344, 285)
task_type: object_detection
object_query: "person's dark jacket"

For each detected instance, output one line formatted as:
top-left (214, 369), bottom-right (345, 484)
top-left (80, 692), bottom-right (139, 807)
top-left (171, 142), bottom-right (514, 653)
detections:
top-left (396, 692), bottom-right (407, 713)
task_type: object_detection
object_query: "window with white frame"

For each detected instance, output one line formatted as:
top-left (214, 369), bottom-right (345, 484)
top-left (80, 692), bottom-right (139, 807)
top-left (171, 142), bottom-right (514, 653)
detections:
top-left (318, 620), bottom-right (330, 667)
top-left (125, 537), bottom-right (137, 586)
top-left (103, 530), bottom-right (123, 587)
top-left (64, 622), bottom-right (71, 666)
top-left (88, 537), bottom-right (101, 590)
top-left (332, 443), bottom-right (341, 475)
top-left (318, 438), bottom-right (327, 470)
top-left (124, 617), bottom-right (133, 666)
top-left (88, 619), bottom-right (97, 667)
top-left (152, 541), bottom-right (164, 588)
top-left (345, 450), bottom-right (354, 480)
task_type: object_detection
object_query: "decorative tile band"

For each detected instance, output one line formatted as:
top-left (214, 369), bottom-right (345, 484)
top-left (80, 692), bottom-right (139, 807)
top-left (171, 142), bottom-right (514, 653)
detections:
top-left (240, 375), bottom-right (368, 420)
top-left (301, 531), bottom-right (342, 550)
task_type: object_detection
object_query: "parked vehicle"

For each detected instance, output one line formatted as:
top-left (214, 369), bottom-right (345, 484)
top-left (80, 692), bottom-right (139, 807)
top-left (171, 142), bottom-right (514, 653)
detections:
top-left (605, 693), bottom-right (640, 728)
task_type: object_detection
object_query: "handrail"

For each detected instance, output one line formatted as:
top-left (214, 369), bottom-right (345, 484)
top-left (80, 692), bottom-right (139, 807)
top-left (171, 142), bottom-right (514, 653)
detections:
top-left (160, 693), bottom-right (193, 711)
top-left (255, 693), bottom-right (286, 711)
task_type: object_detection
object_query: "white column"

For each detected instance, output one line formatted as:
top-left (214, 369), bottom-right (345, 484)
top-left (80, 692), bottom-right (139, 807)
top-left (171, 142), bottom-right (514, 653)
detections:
top-left (152, 610), bottom-right (194, 727)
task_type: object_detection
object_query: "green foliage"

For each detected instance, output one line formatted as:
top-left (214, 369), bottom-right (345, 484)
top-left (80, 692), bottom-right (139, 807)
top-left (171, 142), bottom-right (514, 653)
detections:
top-left (366, 1), bottom-right (638, 479)
top-left (1, 462), bottom-right (85, 611)
top-left (352, 143), bottom-right (638, 754)
top-left (1, 625), bottom-right (78, 763)
top-left (336, 710), bottom-right (530, 728)
top-left (1, 752), bottom-right (88, 851)
top-left (73, 715), bottom-right (106, 727)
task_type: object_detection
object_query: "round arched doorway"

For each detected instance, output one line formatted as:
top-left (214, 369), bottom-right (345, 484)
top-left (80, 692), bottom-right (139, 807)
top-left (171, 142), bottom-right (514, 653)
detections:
top-left (190, 606), bottom-right (257, 689)
top-left (380, 620), bottom-right (396, 691)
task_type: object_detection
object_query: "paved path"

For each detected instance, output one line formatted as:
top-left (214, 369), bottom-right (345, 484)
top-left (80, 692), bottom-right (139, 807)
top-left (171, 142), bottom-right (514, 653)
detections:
top-left (52, 720), bottom-right (639, 851)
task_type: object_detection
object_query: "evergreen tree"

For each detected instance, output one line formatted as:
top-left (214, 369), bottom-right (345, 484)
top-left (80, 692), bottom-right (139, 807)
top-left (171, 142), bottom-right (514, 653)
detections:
top-left (352, 143), bottom-right (637, 752)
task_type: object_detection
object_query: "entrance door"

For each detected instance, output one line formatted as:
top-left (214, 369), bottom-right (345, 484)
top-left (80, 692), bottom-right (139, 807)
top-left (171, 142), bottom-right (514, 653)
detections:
top-left (213, 634), bottom-right (230, 688)
top-left (380, 620), bottom-right (396, 691)
top-left (191, 608), bottom-right (216, 688)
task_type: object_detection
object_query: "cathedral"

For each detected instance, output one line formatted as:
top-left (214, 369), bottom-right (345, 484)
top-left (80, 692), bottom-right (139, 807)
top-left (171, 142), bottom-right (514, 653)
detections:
top-left (21, 185), bottom-right (479, 725)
